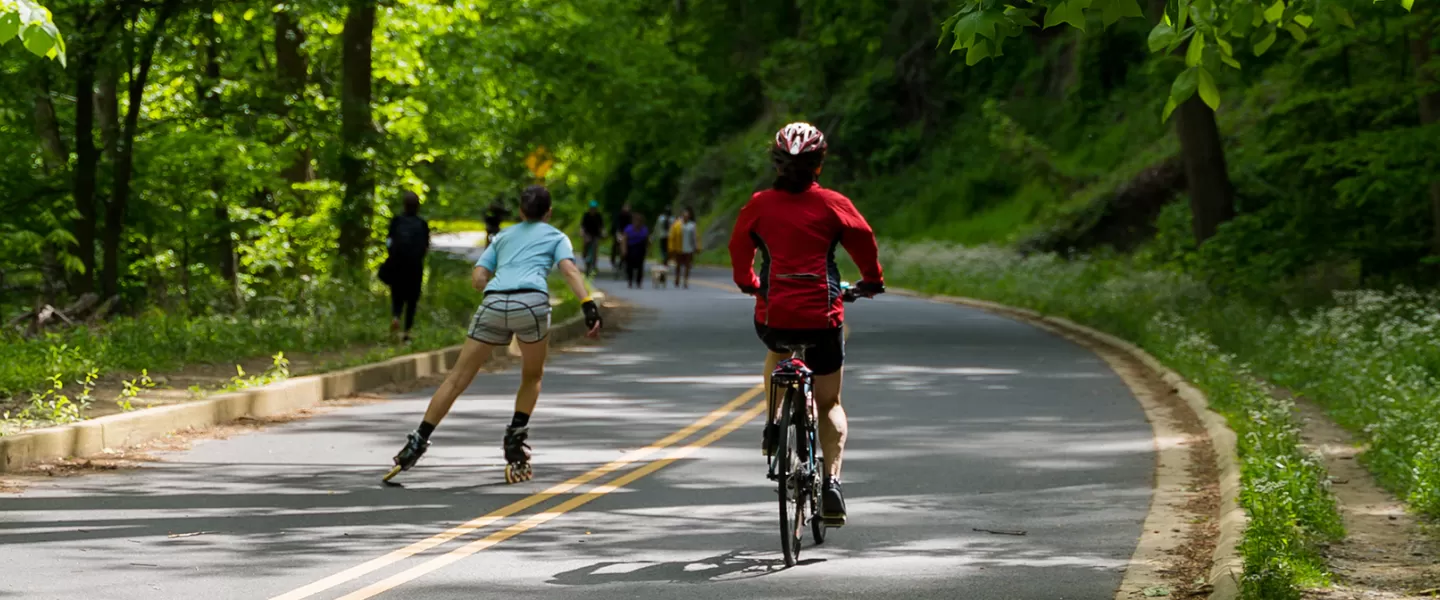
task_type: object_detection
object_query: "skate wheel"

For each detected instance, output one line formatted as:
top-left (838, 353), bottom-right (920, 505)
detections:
top-left (382, 464), bottom-right (404, 483)
top-left (504, 463), bottom-right (532, 484)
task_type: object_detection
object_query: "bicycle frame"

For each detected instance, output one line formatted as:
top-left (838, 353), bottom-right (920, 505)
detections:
top-left (768, 350), bottom-right (818, 478)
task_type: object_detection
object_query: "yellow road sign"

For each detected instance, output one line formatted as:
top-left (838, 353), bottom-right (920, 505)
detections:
top-left (524, 147), bottom-right (554, 179)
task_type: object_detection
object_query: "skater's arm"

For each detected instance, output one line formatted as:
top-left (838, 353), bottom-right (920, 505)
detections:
top-left (471, 266), bottom-right (492, 292)
top-left (557, 259), bottom-right (590, 302)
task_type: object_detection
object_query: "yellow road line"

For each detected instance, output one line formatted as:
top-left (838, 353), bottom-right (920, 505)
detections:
top-left (689, 278), bottom-right (737, 292)
top-left (271, 385), bottom-right (763, 600)
top-left (338, 398), bottom-right (769, 600)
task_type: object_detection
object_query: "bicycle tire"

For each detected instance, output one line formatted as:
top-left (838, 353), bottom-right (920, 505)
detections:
top-left (777, 389), bottom-right (802, 567)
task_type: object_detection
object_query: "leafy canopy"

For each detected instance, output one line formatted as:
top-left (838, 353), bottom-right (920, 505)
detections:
top-left (941, 0), bottom-right (1411, 119)
top-left (0, 0), bottom-right (64, 65)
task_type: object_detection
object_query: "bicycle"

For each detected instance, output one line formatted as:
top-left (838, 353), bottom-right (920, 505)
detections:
top-left (764, 284), bottom-right (869, 567)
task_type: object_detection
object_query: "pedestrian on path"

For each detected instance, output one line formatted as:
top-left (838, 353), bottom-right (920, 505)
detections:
top-left (623, 212), bottom-right (649, 288)
top-left (385, 185), bottom-right (603, 485)
top-left (610, 202), bottom-right (631, 280)
top-left (668, 207), bottom-right (699, 289)
top-left (581, 200), bottom-right (605, 277)
top-left (381, 191), bottom-right (430, 343)
top-left (654, 209), bottom-right (673, 267)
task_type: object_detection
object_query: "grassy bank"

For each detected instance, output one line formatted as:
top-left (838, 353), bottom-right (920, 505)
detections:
top-left (1, 254), bottom-right (581, 431)
top-left (869, 242), bottom-right (1349, 600)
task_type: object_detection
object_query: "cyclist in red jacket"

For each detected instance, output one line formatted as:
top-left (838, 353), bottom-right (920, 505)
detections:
top-left (729, 122), bottom-right (885, 526)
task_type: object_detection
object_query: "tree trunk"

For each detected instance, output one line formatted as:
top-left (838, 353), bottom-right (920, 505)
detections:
top-left (1412, 20), bottom-right (1440, 256)
top-left (97, 63), bottom-right (120, 165)
top-left (72, 52), bottom-right (99, 295)
top-left (102, 0), bottom-right (179, 299)
top-left (275, 9), bottom-right (313, 185)
top-left (337, 0), bottom-right (377, 269)
top-left (1174, 96), bottom-right (1235, 244)
top-left (199, 18), bottom-right (237, 293)
top-left (32, 68), bottom-right (66, 173)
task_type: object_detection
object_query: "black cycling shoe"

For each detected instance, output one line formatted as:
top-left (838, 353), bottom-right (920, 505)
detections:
top-left (762, 422), bottom-right (778, 457)
top-left (821, 478), bottom-right (847, 527)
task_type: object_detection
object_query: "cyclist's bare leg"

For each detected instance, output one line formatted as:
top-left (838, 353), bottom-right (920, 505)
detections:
top-left (763, 350), bottom-right (788, 419)
top-left (515, 338), bottom-right (549, 415)
top-left (812, 369), bottom-right (847, 478)
top-left (422, 338), bottom-right (494, 425)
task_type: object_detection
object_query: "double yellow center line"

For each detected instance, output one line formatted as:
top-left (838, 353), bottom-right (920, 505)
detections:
top-left (272, 384), bottom-right (766, 600)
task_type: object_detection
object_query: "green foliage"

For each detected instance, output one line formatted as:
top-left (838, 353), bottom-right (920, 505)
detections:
top-left (941, 0), bottom-right (1413, 119)
top-left (0, 254), bottom-right (527, 401)
top-left (0, 0), bottom-right (64, 64)
top-left (215, 353), bottom-right (291, 395)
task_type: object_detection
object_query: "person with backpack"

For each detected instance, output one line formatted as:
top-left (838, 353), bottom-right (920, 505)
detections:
top-left (383, 191), bottom-right (431, 343)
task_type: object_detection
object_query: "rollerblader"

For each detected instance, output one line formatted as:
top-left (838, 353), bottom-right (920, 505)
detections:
top-left (385, 184), bottom-right (603, 484)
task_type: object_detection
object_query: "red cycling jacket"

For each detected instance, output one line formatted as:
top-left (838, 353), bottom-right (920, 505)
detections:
top-left (729, 183), bottom-right (884, 330)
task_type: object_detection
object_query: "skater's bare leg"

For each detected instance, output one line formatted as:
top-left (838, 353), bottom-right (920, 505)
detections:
top-left (514, 337), bottom-right (549, 416)
top-left (422, 338), bottom-right (494, 426)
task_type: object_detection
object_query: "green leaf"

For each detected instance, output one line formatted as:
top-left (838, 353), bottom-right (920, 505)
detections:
top-left (1176, 0), bottom-right (1190, 31)
top-left (1215, 37), bottom-right (1233, 56)
top-left (20, 23), bottom-right (55, 57)
top-left (1284, 22), bottom-right (1307, 42)
top-left (1169, 66), bottom-right (1200, 111)
top-left (1232, 3), bottom-right (1256, 30)
top-left (1186, 32), bottom-right (1206, 67)
top-left (1162, 96), bottom-right (1179, 121)
top-left (212, 11), bottom-right (224, 24)
top-left (1197, 67), bottom-right (1220, 109)
top-left (1044, 0), bottom-right (1091, 30)
top-left (243, 8), bottom-right (257, 21)
top-left (1221, 54), bottom-right (1241, 68)
top-left (1148, 22), bottom-right (1177, 52)
top-left (1331, 5), bottom-right (1355, 28)
top-left (966, 39), bottom-right (992, 65)
top-left (1293, 13), bottom-right (1313, 27)
top-left (1264, 0), bottom-right (1285, 23)
top-left (951, 9), bottom-right (1007, 42)
top-left (1099, 0), bottom-right (1144, 26)
top-left (0, 12), bottom-right (20, 44)
top-left (1253, 27), bottom-right (1277, 55)
top-left (1004, 6), bottom-right (1041, 27)
top-left (1401, 0), bottom-right (1414, 11)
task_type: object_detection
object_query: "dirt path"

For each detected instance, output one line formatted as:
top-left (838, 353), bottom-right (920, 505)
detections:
top-left (1289, 393), bottom-right (1440, 598)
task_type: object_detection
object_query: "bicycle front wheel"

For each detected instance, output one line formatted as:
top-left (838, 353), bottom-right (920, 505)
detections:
top-left (777, 390), bottom-right (803, 567)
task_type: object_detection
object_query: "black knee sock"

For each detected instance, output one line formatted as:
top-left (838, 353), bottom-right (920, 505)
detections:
top-left (509, 411), bottom-right (530, 429)
top-left (417, 421), bottom-right (436, 440)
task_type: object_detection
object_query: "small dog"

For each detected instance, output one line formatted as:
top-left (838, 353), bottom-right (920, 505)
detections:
top-left (650, 263), bottom-right (671, 288)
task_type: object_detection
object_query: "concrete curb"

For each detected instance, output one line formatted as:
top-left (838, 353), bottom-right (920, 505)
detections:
top-left (897, 290), bottom-right (1244, 600)
top-left (0, 312), bottom-right (591, 473)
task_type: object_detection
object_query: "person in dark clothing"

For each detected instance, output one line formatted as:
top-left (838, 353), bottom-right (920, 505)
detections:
top-left (483, 200), bottom-right (509, 246)
top-left (622, 211), bottom-right (649, 288)
top-left (580, 201), bottom-right (605, 277)
top-left (386, 191), bottom-right (431, 342)
top-left (610, 202), bottom-right (631, 279)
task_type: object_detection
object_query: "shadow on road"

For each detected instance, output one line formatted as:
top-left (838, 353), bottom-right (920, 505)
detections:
top-left (547, 550), bottom-right (803, 585)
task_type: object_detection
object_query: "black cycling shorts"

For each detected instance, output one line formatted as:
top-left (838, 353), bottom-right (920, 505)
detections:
top-left (754, 322), bottom-right (845, 376)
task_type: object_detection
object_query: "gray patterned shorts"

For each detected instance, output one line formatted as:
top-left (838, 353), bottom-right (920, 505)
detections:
top-left (468, 291), bottom-right (552, 345)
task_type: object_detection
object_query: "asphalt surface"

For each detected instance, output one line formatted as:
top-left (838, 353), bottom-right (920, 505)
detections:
top-left (1, 253), bottom-right (1154, 599)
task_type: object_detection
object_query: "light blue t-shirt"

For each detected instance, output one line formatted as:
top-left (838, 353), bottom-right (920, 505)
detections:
top-left (476, 221), bottom-right (575, 294)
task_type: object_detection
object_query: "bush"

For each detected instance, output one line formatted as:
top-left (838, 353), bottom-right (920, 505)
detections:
top-left (0, 254), bottom-right (581, 404)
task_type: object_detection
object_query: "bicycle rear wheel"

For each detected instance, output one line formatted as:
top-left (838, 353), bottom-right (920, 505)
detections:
top-left (776, 390), bottom-right (803, 567)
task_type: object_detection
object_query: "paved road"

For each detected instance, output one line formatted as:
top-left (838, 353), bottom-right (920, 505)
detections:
top-left (1, 264), bottom-right (1154, 599)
